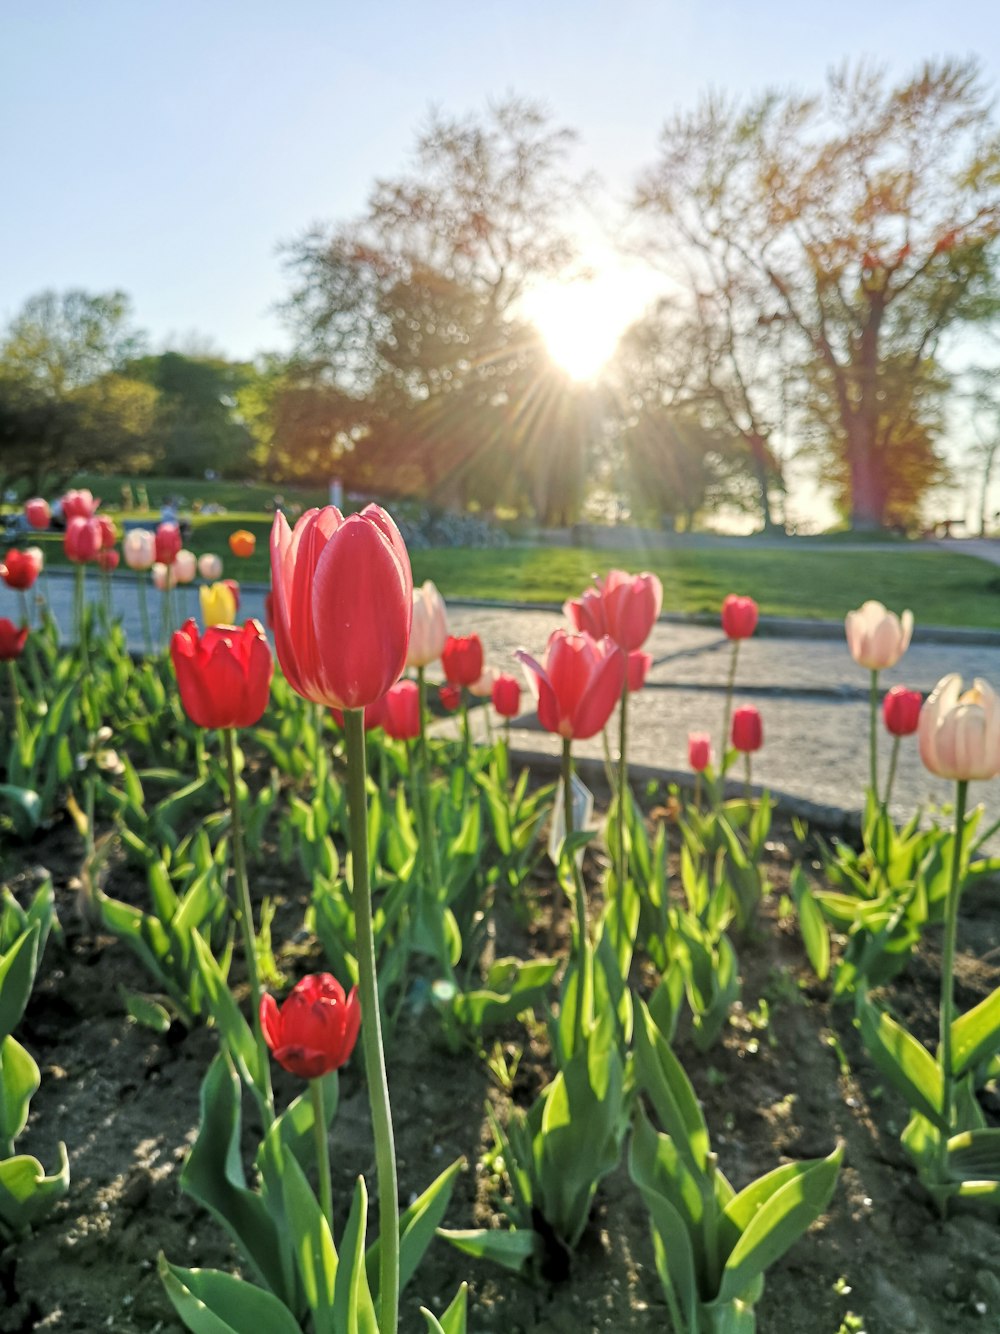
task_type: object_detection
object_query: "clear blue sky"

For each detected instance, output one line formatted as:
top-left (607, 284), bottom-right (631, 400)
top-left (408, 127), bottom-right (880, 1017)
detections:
top-left (2, 0), bottom-right (998, 360)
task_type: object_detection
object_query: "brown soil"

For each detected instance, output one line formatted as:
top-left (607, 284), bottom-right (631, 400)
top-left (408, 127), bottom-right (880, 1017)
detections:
top-left (4, 815), bottom-right (1000, 1334)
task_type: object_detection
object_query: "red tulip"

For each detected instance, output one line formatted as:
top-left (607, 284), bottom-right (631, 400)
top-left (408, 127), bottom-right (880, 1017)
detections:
top-left (260, 973), bottom-right (361, 1080)
top-left (382, 680), bottom-right (421, 740)
top-left (563, 586), bottom-right (608, 639)
top-left (2, 549), bottom-right (41, 590)
top-left (171, 619), bottom-right (273, 730)
top-left (0, 619), bottom-right (28, 661)
top-left (223, 578), bottom-right (240, 613)
top-left (24, 498), bottom-right (50, 530)
top-left (688, 732), bottom-right (712, 772)
top-left (270, 506), bottom-right (412, 711)
top-left (97, 516), bottom-right (117, 549)
top-left (155, 522), bottom-right (182, 566)
top-left (61, 489), bottom-right (99, 521)
top-left (492, 673), bottom-right (521, 718)
top-left (442, 634), bottom-right (484, 687)
top-left (517, 630), bottom-right (626, 740)
top-left (883, 685), bottom-right (922, 737)
top-left (97, 547), bottom-right (120, 572)
top-left (440, 683), bottom-right (462, 712)
top-left (600, 570), bottom-right (663, 651)
top-left (626, 650), bottom-right (652, 693)
top-left (731, 705), bottom-right (763, 753)
top-left (64, 516), bottom-right (102, 563)
top-left (721, 595), bottom-right (759, 640)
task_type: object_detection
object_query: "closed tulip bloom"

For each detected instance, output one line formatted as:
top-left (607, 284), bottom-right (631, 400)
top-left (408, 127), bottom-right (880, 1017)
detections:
top-left (918, 674), bottom-right (1000, 781)
top-left (61, 489), bottom-right (99, 520)
top-left (627, 650), bottom-right (652, 693)
top-left (439, 683), bottom-right (462, 712)
top-left (151, 562), bottom-right (176, 591)
top-left (845, 600), bottom-right (913, 671)
top-left (229, 529), bottom-right (256, 558)
top-left (24, 498), bottom-right (50, 530)
top-left (96, 547), bottom-right (120, 572)
top-left (721, 594), bottom-right (759, 640)
top-left (601, 570), bottom-right (664, 651)
top-left (97, 516), bottom-right (117, 549)
top-left (64, 516), bottom-right (102, 563)
top-left (883, 686), bottom-right (922, 737)
top-left (200, 581), bottom-right (238, 628)
top-left (2, 549), bottom-right (41, 590)
top-left (171, 618), bottom-right (273, 730)
top-left (517, 629), bottom-right (626, 740)
top-left (123, 528), bottom-right (155, 571)
top-left (442, 634), bottom-right (484, 687)
top-left (492, 673), bottom-right (521, 718)
top-left (260, 973), bottom-right (361, 1080)
top-left (0, 619), bottom-right (28, 660)
top-left (270, 505), bottom-right (412, 710)
top-left (688, 732), bottom-right (712, 772)
top-left (407, 580), bottom-right (448, 668)
top-left (155, 522), bottom-right (182, 566)
top-left (563, 586), bottom-right (608, 639)
top-left (198, 552), bottom-right (223, 581)
top-left (382, 680), bottom-right (421, 740)
top-left (174, 549), bottom-right (197, 584)
top-left (731, 705), bottom-right (763, 753)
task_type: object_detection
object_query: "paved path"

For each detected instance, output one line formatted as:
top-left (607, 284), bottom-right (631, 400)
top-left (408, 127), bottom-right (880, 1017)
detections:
top-left (8, 571), bottom-right (1000, 831)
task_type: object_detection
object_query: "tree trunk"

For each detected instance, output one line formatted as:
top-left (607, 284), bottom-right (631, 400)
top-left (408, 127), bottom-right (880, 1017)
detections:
top-left (980, 444), bottom-right (998, 537)
top-left (848, 438), bottom-right (885, 531)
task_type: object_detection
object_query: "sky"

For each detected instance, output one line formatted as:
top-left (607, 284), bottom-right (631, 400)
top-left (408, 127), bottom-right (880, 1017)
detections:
top-left (3, 1), bottom-right (1000, 526)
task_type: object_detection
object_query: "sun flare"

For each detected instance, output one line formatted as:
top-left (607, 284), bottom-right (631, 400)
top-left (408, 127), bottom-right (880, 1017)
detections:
top-left (522, 267), bottom-right (651, 381)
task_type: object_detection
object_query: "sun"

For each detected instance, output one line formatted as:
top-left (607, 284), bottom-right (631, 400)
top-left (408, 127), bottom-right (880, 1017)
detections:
top-left (522, 266), bottom-right (652, 381)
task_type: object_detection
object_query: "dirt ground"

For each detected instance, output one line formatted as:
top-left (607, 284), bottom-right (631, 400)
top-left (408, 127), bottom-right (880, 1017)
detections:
top-left (4, 811), bottom-right (1000, 1334)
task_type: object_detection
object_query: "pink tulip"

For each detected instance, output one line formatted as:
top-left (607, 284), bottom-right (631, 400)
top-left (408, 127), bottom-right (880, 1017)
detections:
top-left (492, 673), bottom-right (521, 718)
top-left (731, 705), bottom-right (763, 753)
top-left (688, 732), bottom-right (712, 772)
top-left (626, 650), bottom-right (652, 693)
top-left (123, 529), bottom-right (155, 571)
top-left (721, 595), bottom-right (759, 641)
top-left (61, 489), bottom-right (99, 521)
top-left (517, 630), bottom-right (625, 740)
top-left (25, 498), bottom-right (50, 530)
top-left (64, 516), bottom-right (102, 563)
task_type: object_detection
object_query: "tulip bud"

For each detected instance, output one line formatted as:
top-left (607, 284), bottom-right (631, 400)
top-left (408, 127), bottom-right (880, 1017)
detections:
top-left (25, 498), bottom-right (50, 530)
top-left (442, 634), bottom-right (484, 687)
top-left (229, 529), bottom-right (256, 558)
top-left (155, 522), bottom-right (182, 566)
top-left (688, 732), bottom-right (712, 772)
top-left (2, 549), bottom-right (41, 590)
top-left (200, 581), bottom-right (238, 628)
top-left (721, 594), bottom-right (759, 640)
top-left (845, 600), bottom-right (913, 671)
top-left (171, 619), bottom-right (273, 730)
top-left (731, 705), bottom-right (763, 753)
top-left (601, 569), bottom-right (663, 651)
top-left (151, 562), bottom-right (175, 591)
top-left (123, 528), bottom-right (155, 571)
top-left (0, 618), bottom-right (28, 661)
top-left (174, 549), bottom-right (197, 584)
top-left (97, 516), bottom-right (117, 549)
top-left (64, 516), bottom-right (102, 563)
top-left (883, 686), bottom-right (922, 737)
top-left (198, 552), bottom-right (223, 581)
top-left (382, 680), bottom-right (421, 740)
top-left (96, 547), bottom-right (120, 572)
top-left (918, 673), bottom-right (1000, 781)
top-left (407, 580), bottom-right (448, 668)
top-left (492, 673), bottom-right (521, 718)
top-left (260, 973), bottom-right (361, 1079)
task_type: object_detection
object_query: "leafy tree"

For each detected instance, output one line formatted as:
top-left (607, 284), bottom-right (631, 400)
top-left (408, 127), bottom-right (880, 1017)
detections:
top-left (129, 352), bottom-right (256, 478)
top-left (280, 97), bottom-right (590, 518)
top-left (0, 289), bottom-right (145, 394)
top-left (633, 59), bottom-right (1000, 529)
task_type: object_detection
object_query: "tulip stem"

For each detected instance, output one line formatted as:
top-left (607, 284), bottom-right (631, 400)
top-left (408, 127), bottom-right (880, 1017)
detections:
top-left (882, 736), bottom-right (901, 819)
top-left (745, 754), bottom-right (753, 812)
top-left (137, 571), bottom-right (152, 655)
top-left (616, 683), bottom-right (629, 895)
top-left (17, 589), bottom-right (29, 629)
top-left (344, 708), bottom-right (399, 1334)
top-left (694, 771), bottom-right (702, 812)
top-left (869, 669), bottom-right (879, 799)
top-left (222, 727), bottom-right (273, 1126)
top-left (309, 1077), bottom-right (334, 1230)
top-left (415, 668), bottom-right (443, 912)
top-left (563, 736), bottom-right (588, 1056)
top-left (721, 640), bottom-right (740, 778)
top-left (7, 660), bottom-right (24, 749)
top-left (937, 778), bottom-right (968, 1214)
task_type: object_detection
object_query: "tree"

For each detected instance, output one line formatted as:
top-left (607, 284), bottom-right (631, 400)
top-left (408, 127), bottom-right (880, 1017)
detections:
top-left (0, 289), bottom-right (145, 395)
top-left (633, 59), bottom-right (1000, 529)
top-left (128, 352), bottom-right (256, 477)
top-left (280, 97), bottom-right (590, 516)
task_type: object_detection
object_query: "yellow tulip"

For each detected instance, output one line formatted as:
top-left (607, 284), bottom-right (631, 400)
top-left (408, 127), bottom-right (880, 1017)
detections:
top-left (200, 581), bottom-right (237, 628)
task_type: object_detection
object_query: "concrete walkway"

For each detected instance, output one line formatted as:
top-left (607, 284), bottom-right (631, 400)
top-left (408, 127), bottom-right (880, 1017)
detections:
top-left (7, 570), bottom-right (1000, 833)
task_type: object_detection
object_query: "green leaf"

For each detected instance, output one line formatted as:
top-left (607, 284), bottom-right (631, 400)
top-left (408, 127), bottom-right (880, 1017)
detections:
top-left (119, 987), bottom-right (172, 1034)
top-left (333, 1177), bottom-right (378, 1334)
top-left (0, 1143), bottom-right (69, 1239)
top-left (421, 1283), bottom-right (469, 1334)
top-left (366, 1156), bottom-right (463, 1296)
top-left (437, 1227), bottom-right (539, 1274)
top-left (633, 998), bottom-right (710, 1174)
top-left (714, 1145), bottom-right (842, 1306)
top-left (157, 1256), bottom-right (302, 1334)
top-left (951, 984), bottom-right (1000, 1077)
top-left (191, 932), bottom-right (264, 1103)
top-left (0, 922), bottom-right (40, 1042)
top-left (791, 867), bottom-right (830, 981)
top-left (0, 785), bottom-right (42, 835)
top-left (946, 1128), bottom-right (1000, 1182)
top-left (279, 1151), bottom-right (337, 1334)
top-left (627, 1110), bottom-right (699, 1321)
top-left (858, 1001), bottom-right (946, 1129)
top-left (0, 1035), bottom-right (40, 1146)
